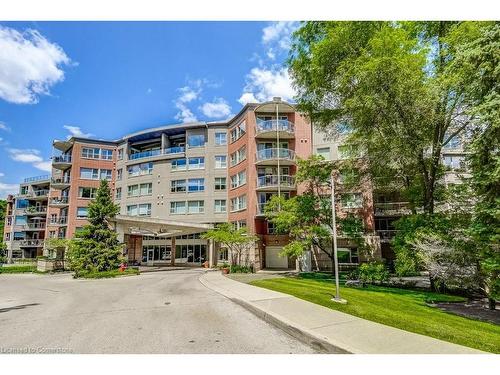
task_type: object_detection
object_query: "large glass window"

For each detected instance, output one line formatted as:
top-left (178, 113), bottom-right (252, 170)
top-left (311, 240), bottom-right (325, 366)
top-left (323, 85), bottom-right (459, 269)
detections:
top-left (16, 199), bottom-right (28, 209)
top-left (188, 178), bottom-right (205, 192)
top-left (140, 183), bottom-right (152, 196)
top-left (188, 200), bottom-right (204, 214)
top-left (443, 155), bottom-right (465, 170)
top-left (81, 147), bottom-right (100, 159)
top-left (101, 149), bottom-right (113, 160)
top-left (171, 179), bottom-right (187, 193)
top-left (171, 158), bottom-right (187, 171)
top-left (128, 162), bottom-right (153, 177)
top-left (80, 168), bottom-right (98, 180)
top-left (215, 132), bottom-right (227, 146)
top-left (78, 187), bottom-right (97, 199)
top-left (15, 216), bottom-right (27, 225)
top-left (215, 155), bottom-right (227, 169)
top-left (127, 204), bottom-right (151, 216)
top-left (230, 195), bottom-right (247, 212)
top-left (187, 134), bottom-right (205, 148)
top-left (170, 201), bottom-right (186, 214)
top-left (77, 207), bottom-right (88, 218)
top-left (100, 169), bottom-right (113, 180)
top-left (188, 157), bottom-right (205, 170)
top-left (128, 184), bottom-right (139, 197)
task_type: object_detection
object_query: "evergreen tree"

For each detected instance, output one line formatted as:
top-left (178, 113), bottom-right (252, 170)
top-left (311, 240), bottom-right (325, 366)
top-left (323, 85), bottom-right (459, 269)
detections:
top-left (67, 180), bottom-right (124, 276)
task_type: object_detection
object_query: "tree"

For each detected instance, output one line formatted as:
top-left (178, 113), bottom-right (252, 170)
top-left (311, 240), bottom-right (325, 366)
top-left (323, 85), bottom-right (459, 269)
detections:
top-left (202, 223), bottom-right (257, 267)
top-left (452, 22), bottom-right (500, 308)
top-left (288, 21), bottom-right (490, 214)
top-left (0, 199), bottom-right (6, 262)
top-left (66, 180), bottom-right (124, 276)
top-left (264, 155), bottom-right (373, 274)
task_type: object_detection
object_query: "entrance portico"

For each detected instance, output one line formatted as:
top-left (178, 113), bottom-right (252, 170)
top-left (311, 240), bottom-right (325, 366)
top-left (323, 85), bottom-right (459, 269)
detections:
top-left (113, 215), bottom-right (216, 267)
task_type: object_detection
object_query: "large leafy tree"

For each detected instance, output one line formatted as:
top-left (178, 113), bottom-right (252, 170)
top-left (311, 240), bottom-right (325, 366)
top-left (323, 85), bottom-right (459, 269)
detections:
top-left (288, 21), bottom-right (488, 213)
top-left (67, 180), bottom-right (124, 276)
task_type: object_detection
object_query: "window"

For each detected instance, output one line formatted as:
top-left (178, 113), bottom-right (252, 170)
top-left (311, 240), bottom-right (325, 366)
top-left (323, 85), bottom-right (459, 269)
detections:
top-left (77, 207), bottom-right (88, 218)
top-left (127, 204), bottom-right (151, 216)
top-left (232, 220), bottom-right (247, 230)
top-left (127, 183), bottom-right (152, 197)
top-left (80, 168), bottom-right (98, 180)
top-left (100, 169), bottom-right (112, 180)
top-left (215, 132), bottom-right (227, 146)
top-left (187, 134), bottom-right (205, 148)
top-left (128, 162), bottom-right (153, 177)
top-left (78, 187), bottom-right (97, 199)
top-left (341, 193), bottom-right (363, 209)
top-left (101, 149), bottom-right (113, 160)
top-left (117, 148), bottom-right (124, 160)
top-left (14, 232), bottom-right (26, 240)
top-left (230, 170), bottom-right (246, 188)
top-left (15, 216), bottom-right (27, 225)
top-left (443, 135), bottom-right (462, 149)
top-left (171, 158), bottom-right (187, 171)
top-left (188, 200), bottom-right (204, 214)
top-left (218, 248), bottom-right (229, 261)
top-left (171, 179), bottom-right (187, 193)
top-left (16, 199), bottom-right (28, 209)
top-left (214, 199), bottom-right (227, 213)
top-left (214, 177), bottom-right (226, 191)
top-left (140, 183), bottom-right (152, 196)
top-left (188, 178), bottom-right (205, 192)
top-left (215, 155), bottom-right (227, 169)
top-left (81, 147), bottom-right (100, 159)
top-left (443, 155), bottom-right (466, 170)
top-left (230, 121), bottom-right (246, 143)
top-left (230, 146), bottom-right (246, 166)
top-left (170, 201), bottom-right (186, 214)
top-left (188, 157), bottom-right (205, 170)
top-left (316, 147), bottom-right (331, 160)
top-left (337, 248), bottom-right (359, 264)
top-left (117, 168), bottom-right (122, 181)
top-left (128, 184), bottom-right (139, 197)
top-left (230, 195), bottom-right (247, 212)
top-left (115, 187), bottom-right (122, 200)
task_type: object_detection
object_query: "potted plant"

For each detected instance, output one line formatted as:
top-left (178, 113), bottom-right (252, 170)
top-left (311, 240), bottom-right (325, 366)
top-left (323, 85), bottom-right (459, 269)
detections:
top-left (220, 262), bottom-right (230, 274)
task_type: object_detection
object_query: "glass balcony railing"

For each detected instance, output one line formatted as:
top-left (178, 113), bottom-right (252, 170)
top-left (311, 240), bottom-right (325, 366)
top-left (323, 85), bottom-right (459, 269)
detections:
top-left (165, 146), bottom-right (185, 154)
top-left (24, 175), bottom-right (50, 183)
top-left (33, 189), bottom-right (50, 197)
top-left (24, 222), bottom-right (46, 230)
top-left (53, 155), bottom-right (72, 163)
top-left (256, 148), bottom-right (295, 162)
top-left (128, 147), bottom-right (185, 160)
top-left (50, 197), bottom-right (69, 205)
top-left (257, 175), bottom-right (295, 188)
top-left (19, 239), bottom-right (45, 247)
top-left (256, 119), bottom-right (294, 134)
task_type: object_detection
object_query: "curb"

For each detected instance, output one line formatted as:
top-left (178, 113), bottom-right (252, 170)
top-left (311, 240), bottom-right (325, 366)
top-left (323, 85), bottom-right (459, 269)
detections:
top-left (198, 271), bottom-right (351, 354)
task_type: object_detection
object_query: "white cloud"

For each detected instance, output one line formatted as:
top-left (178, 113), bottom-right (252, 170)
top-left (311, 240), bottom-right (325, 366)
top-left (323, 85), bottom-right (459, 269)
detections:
top-left (174, 80), bottom-right (205, 123)
top-left (0, 25), bottom-right (72, 104)
top-left (200, 98), bottom-right (232, 119)
top-left (239, 67), bottom-right (295, 105)
top-left (63, 125), bottom-right (93, 139)
top-left (262, 21), bottom-right (299, 51)
top-left (7, 148), bottom-right (51, 172)
top-left (0, 181), bottom-right (18, 197)
top-left (0, 172), bottom-right (4, 177)
top-left (0, 121), bottom-right (11, 131)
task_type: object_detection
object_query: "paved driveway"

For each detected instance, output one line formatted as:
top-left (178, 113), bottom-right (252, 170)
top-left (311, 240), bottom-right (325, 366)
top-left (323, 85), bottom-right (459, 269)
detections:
top-left (0, 269), bottom-right (317, 354)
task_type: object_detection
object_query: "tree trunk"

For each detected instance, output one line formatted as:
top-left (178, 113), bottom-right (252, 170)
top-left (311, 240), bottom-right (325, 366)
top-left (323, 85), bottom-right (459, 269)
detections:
top-left (488, 298), bottom-right (496, 310)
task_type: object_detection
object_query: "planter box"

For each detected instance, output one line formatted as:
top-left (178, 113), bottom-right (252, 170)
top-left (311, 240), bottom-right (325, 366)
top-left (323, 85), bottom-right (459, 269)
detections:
top-left (37, 259), bottom-right (66, 272)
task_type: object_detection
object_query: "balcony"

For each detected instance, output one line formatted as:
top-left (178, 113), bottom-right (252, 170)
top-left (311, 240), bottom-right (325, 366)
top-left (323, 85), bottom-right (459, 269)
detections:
top-left (24, 222), bottom-right (46, 231)
top-left (376, 230), bottom-right (397, 243)
top-left (31, 189), bottom-right (50, 199)
top-left (256, 120), bottom-right (295, 139)
top-left (255, 148), bottom-right (296, 166)
top-left (49, 216), bottom-right (68, 226)
top-left (256, 175), bottom-right (296, 191)
top-left (24, 175), bottom-right (51, 184)
top-left (50, 197), bottom-right (69, 207)
top-left (24, 206), bottom-right (48, 215)
top-left (374, 202), bottom-right (413, 216)
top-left (19, 239), bottom-right (45, 247)
top-left (128, 147), bottom-right (185, 161)
top-left (52, 155), bottom-right (72, 170)
top-left (51, 176), bottom-right (71, 189)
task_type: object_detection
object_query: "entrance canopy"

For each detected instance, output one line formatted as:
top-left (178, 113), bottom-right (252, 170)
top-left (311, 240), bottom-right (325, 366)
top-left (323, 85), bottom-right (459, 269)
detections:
top-left (113, 215), bottom-right (213, 238)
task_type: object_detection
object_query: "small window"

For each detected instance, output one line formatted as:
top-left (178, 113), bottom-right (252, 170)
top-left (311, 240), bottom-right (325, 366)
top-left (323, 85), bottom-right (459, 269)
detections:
top-left (170, 201), bottom-right (186, 214)
top-left (171, 179), bottom-right (187, 193)
top-left (215, 132), bottom-right (227, 146)
top-left (214, 199), bottom-right (227, 213)
top-left (188, 200), bottom-right (204, 214)
top-left (188, 178), bottom-right (205, 192)
top-left (215, 155), bottom-right (227, 169)
top-left (77, 207), bottom-right (88, 218)
top-left (117, 169), bottom-right (122, 181)
top-left (187, 134), bottom-right (206, 148)
top-left (188, 157), bottom-right (205, 170)
top-left (341, 193), bottom-right (363, 209)
top-left (100, 169), bottom-right (112, 180)
top-left (117, 148), bottom-right (124, 160)
top-left (115, 187), bottom-right (122, 200)
top-left (316, 147), bottom-right (330, 160)
top-left (101, 149), bottom-right (113, 160)
top-left (78, 187), bottom-right (97, 199)
top-left (214, 177), bottom-right (226, 191)
top-left (171, 159), bottom-right (187, 171)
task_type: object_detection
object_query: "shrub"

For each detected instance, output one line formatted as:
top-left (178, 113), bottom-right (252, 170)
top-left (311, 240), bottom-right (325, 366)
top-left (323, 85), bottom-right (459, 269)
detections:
top-left (229, 264), bottom-right (253, 273)
top-left (76, 268), bottom-right (139, 279)
top-left (357, 262), bottom-right (390, 285)
top-left (0, 265), bottom-right (36, 274)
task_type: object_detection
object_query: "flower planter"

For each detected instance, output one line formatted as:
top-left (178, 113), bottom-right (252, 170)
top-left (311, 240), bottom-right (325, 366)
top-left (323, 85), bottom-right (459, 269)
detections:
top-left (221, 268), bottom-right (230, 275)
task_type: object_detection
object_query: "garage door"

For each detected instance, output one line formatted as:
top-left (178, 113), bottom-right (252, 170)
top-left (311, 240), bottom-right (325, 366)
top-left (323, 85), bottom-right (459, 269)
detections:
top-left (265, 246), bottom-right (288, 269)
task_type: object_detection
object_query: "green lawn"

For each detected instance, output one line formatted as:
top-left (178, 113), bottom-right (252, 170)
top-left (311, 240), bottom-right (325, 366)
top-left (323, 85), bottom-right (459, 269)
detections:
top-left (250, 277), bottom-right (500, 353)
top-left (0, 265), bottom-right (37, 274)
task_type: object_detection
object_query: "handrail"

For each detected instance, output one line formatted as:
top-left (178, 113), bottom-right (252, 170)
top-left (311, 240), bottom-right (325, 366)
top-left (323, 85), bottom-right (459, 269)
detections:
top-left (257, 175), bottom-right (295, 188)
top-left (128, 147), bottom-right (186, 161)
top-left (256, 148), bottom-right (295, 162)
top-left (256, 119), bottom-right (294, 134)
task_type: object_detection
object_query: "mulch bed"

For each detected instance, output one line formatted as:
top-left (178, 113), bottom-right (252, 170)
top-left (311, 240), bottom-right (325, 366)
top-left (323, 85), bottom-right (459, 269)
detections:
top-left (433, 300), bottom-right (500, 325)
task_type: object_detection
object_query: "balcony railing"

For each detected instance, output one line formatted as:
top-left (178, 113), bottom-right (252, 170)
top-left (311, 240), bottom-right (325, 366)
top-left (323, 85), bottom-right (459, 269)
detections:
top-left (24, 206), bottom-right (48, 215)
top-left (51, 176), bottom-right (71, 185)
top-left (33, 189), bottom-right (50, 197)
top-left (50, 197), bottom-right (69, 205)
top-left (49, 217), bottom-right (68, 225)
top-left (19, 239), bottom-right (45, 247)
top-left (129, 147), bottom-right (186, 161)
top-left (24, 175), bottom-right (50, 183)
top-left (53, 155), bottom-right (72, 163)
top-left (257, 175), bottom-right (295, 189)
top-left (256, 148), bottom-right (295, 163)
top-left (256, 120), bottom-right (294, 135)
top-left (374, 202), bottom-right (413, 216)
top-left (376, 230), bottom-right (397, 242)
top-left (24, 222), bottom-right (46, 230)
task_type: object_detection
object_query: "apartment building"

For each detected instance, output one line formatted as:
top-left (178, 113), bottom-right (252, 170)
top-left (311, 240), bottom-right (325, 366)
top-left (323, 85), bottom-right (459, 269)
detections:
top-left (3, 175), bottom-right (50, 259)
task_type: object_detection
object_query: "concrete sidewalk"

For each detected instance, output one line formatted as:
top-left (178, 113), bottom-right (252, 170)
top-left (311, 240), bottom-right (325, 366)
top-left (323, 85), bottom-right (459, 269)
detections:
top-left (199, 271), bottom-right (484, 354)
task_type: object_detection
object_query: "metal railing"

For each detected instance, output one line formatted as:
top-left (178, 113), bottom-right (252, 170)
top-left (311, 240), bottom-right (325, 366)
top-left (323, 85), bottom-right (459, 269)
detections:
top-left (374, 202), bottom-right (413, 216)
top-left (53, 155), bottom-right (72, 163)
top-left (257, 175), bottom-right (295, 188)
top-left (19, 239), bottom-right (45, 247)
top-left (24, 223), bottom-right (46, 230)
top-left (129, 147), bottom-right (186, 161)
top-left (49, 217), bottom-right (68, 225)
top-left (51, 176), bottom-right (71, 184)
top-left (376, 230), bottom-right (398, 241)
top-left (24, 175), bottom-right (50, 183)
top-left (33, 189), bottom-right (50, 197)
top-left (256, 148), bottom-right (295, 162)
top-left (50, 197), bottom-right (69, 205)
top-left (24, 206), bottom-right (48, 214)
top-left (256, 119), bottom-right (294, 135)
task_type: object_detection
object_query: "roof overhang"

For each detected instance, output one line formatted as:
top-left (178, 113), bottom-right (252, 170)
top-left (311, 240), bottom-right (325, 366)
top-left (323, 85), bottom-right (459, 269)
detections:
top-left (113, 215), bottom-right (213, 237)
top-left (254, 98), bottom-right (296, 114)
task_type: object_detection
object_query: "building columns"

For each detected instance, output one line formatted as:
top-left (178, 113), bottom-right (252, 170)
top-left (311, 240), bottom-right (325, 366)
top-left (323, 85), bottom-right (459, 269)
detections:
top-left (170, 236), bottom-right (176, 266)
top-left (208, 239), bottom-right (215, 268)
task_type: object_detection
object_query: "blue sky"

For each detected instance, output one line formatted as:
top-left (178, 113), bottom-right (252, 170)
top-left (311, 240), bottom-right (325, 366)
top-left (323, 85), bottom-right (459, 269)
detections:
top-left (0, 21), bottom-right (298, 197)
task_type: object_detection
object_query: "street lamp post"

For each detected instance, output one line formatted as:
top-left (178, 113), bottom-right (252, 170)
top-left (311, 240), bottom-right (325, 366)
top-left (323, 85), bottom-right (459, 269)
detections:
top-left (330, 173), bottom-right (347, 304)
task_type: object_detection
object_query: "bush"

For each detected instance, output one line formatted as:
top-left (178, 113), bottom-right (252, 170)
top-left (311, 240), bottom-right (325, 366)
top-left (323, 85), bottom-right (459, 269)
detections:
top-left (356, 262), bottom-right (390, 285)
top-left (0, 265), bottom-right (36, 274)
top-left (229, 264), bottom-right (253, 273)
top-left (76, 268), bottom-right (139, 279)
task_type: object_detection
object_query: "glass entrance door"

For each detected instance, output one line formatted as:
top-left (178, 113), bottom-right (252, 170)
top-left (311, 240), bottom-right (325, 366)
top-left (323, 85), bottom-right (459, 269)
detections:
top-left (147, 248), bottom-right (154, 265)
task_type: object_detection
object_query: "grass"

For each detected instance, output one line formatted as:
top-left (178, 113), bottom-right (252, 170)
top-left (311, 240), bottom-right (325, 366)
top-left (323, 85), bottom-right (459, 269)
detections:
top-left (76, 268), bottom-right (140, 279)
top-left (250, 277), bottom-right (500, 353)
top-left (0, 265), bottom-right (37, 274)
